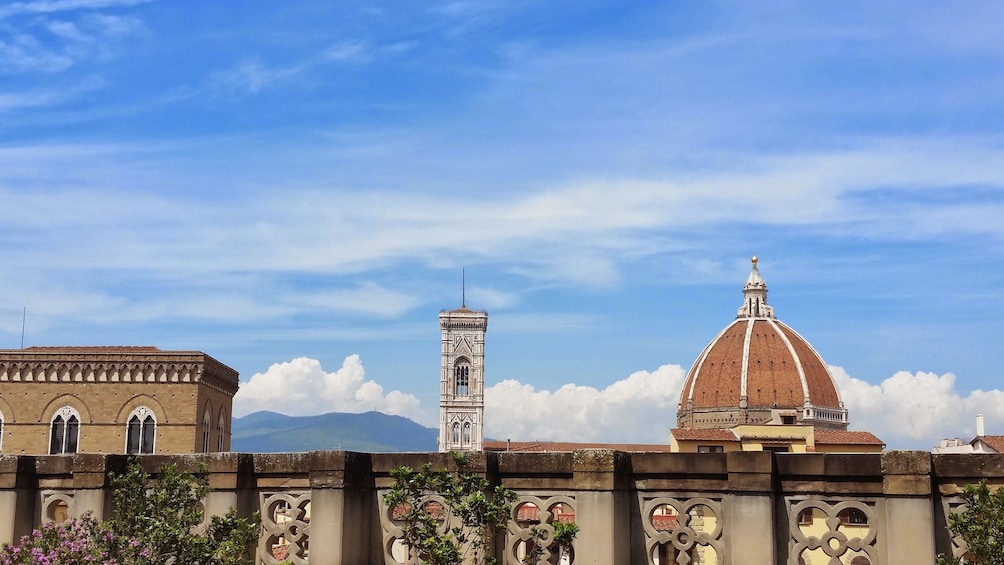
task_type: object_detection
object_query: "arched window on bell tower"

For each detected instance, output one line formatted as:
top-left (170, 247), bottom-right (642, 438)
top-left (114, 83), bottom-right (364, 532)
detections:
top-left (455, 360), bottom-right (470, 396)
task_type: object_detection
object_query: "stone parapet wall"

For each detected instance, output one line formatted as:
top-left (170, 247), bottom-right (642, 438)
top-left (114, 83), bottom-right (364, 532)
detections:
top-left (0, 451), bottom-right (1000, 564)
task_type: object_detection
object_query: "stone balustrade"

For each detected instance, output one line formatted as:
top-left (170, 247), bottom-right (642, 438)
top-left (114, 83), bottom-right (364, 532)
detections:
top-left (1, 450), bottom-right (1001, 564)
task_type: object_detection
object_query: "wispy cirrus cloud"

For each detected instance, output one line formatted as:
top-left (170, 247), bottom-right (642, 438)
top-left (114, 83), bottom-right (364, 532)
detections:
top-left (0, 0), bottom-right (153, 19)
top-left (0, 4), bottom-right (145, 74)
top-left (1, 137), bottom-right (1002, 286)
top-left (208, 59), bottom-right (303, 94)
top-left (323, 40), bottom-right (372, 63)
top-left (209, 38), bottom-right (410, 95)
top-left (0, 76), bottom-right (103, 112)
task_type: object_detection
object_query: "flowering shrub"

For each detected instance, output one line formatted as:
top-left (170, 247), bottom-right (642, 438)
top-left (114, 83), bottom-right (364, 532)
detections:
top-left (0, 458), bottom-right (257, 565)
top-left (0, 512), bottom-right (152, 565)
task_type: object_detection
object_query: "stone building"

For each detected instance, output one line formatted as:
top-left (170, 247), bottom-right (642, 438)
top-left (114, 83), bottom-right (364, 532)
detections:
top-left (672, 256), bottom-right (883, 454)
top-left (0, 346), bottom-right (239, 455)
top-left (438, 301), bottom-right (487, 452)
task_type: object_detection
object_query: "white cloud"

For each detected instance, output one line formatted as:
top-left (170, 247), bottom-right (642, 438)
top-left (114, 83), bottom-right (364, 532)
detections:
top-left (484, 364), bottom-right (1004, 448)
top-left (46, 20), bottom-right (89, 42)
top-left (0, 0), bottom-right (152, 19)
top-left (484, 364), bottom-right (687, 444)
top-left (210, 59), bottom-right (301, 94)
top-left (0, 32), bottom-right (74, 72)
top-left (286, 283), bottom-right (421, 318)
top-left (228, 354), bottom-right (1004, 451)
top-left (232, 355), bottom-right (428, 423)
top-left (464, 286), bottom-right (519, 310)
top-left (831, 366), bottom-right (1004, 448)
top-left (323, 41), bottom-right (371, 63)
top-left (2, 138), bottom-right (1003, 288)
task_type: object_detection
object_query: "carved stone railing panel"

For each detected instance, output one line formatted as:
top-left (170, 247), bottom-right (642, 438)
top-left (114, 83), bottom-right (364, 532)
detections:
top-left (506, 494), bottom-right (577, 565)
top-left (788, 499), bottom-right (879, 565)
top-left (378, 490), bottom-right (453, 565)
top-left (939, 496), bottom-right (968, 561)
top-left (257, 491), bottom-right (310, 565)
top-left (640, 496), bottom-right (722, 565)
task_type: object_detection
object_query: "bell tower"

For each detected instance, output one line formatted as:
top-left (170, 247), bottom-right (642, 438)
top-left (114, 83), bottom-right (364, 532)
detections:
top-left (438, 284), bottom-right (487, 452)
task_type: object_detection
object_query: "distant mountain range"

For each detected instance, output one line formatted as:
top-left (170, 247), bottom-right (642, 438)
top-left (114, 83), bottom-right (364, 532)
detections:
top-left (231, 410), bottom-right (438, 453)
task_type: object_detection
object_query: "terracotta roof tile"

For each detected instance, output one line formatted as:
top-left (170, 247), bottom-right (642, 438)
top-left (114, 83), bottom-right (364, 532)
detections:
top-left (669, 428), bottom-right (739, 442)
top-left (689, 321), bottom-right (746, 409)
top-left (482, 441), bottom-right (671, 453)
top-left (778, 321), bottom-right (840, 408)
top-left (975, 435), bottom-right (1004, 453)
top-left (16, 346), bottom-right (162, 352)
top-left (813, 430), bottom-right (885, 446)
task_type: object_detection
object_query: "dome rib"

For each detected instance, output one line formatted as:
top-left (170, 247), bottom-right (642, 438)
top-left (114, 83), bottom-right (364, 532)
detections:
top-left (739, 318), bottom-right (754, 402)
top-left (676, 255), bottom-right (849, 431)
top-left (767, 318), bottom-right (811, 405)
top-left (681, 319), bottom-right (741, 409)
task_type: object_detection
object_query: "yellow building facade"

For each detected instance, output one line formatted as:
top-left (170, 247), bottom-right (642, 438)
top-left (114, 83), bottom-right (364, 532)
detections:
top-left (0, 346), bottom-right (238, 455)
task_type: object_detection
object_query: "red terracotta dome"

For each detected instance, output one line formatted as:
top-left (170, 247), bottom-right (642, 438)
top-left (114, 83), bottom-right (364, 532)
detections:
top-left (677, 256), bottom-right (848, 430)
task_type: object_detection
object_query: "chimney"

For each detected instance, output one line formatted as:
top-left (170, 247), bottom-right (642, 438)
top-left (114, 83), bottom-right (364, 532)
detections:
top-left (977, 414), bottom-right (985, 437)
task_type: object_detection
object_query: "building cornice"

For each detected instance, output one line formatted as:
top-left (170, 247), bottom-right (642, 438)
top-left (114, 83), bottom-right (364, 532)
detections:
top-left (0, 349), bottom-right (239, 396)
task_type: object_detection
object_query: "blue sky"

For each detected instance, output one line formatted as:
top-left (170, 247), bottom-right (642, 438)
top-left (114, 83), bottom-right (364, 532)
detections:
top-left (2, 1), bottom-right (1003, 448)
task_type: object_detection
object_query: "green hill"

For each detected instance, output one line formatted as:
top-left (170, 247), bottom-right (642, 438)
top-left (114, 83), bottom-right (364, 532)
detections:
top-left (231, 410), bottom-right (438, 453)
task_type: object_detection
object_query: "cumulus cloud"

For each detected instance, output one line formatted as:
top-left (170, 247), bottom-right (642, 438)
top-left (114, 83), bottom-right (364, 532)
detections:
top-left (233, 355), bottom-right (427, 422)
top-left (230, 354), bottom-right (1004, 451)
top-left (484, 364), bottom-right (687, 444)
top-left (831, 366), bottom-right (1004, 448)
top-left (485, 365), bottom-right (1004, 447)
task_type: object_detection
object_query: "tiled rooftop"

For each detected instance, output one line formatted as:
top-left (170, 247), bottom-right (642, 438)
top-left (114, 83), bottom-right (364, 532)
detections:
top-left (483, 441), bottom-right (671, 453)
top-left (975, 435), bottom-right (1004, 453)
top-left (813, 430), bottom-right (885, 446)
top-left (669, 428), bottom-right (739, 442)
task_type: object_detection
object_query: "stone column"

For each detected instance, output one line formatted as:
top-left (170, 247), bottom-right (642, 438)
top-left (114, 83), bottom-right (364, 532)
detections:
top-left (308, 451), bottom-right (374, 565)
top-left (0, 455), bottom-right (35, 545)
top-left (725, 451), bottom-right (775, 564)
top-left (570, 450), bottom-right (630, 565)
top-left (71, 453), bottom-right (113, 520)
top-left (881, 451), bottom-right (936, 563)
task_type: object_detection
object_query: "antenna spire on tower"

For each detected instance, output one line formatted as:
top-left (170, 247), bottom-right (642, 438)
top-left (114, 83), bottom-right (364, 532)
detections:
top-left (462, 268), bottom-right (466, 308)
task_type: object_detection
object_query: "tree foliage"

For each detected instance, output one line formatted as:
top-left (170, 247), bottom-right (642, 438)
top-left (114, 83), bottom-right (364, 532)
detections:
top-left (939, 480), bottom-right (1004, 565)
top-left (384, 451), bottom-right (517, 565)
top-left (0, 458), bottom-right (258, 565)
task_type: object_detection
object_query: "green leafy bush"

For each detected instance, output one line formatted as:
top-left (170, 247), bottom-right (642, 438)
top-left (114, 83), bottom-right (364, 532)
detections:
top-left (0, 458), bottom-right (259, 565)
top-left (939, 480), bottom-right (1004, 565)
top-left (384, 451), bottom-right (517, 565)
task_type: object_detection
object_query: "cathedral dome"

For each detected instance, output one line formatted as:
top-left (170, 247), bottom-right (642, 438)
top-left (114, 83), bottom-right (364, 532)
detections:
top-left (677, 256), bottom-right (848, 430)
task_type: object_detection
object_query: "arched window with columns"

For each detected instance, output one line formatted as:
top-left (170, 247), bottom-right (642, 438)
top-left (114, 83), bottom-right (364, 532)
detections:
top-left (202, 408), bottom-right (212, 453)
top-left (217, 410), bottom-right (227, 452)
top-left (126, 406), bottom-right (156, 454)
top-left (455, 360), bottom-right (470, 396)
top-left (50, 406), bottom-right (80, 454)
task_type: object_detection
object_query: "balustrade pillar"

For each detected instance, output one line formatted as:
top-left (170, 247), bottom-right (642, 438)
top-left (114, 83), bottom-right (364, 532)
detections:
top-left (725, 451), bottom-right (775, 564)
top-left (881, 451), bottom-right (936, 563)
